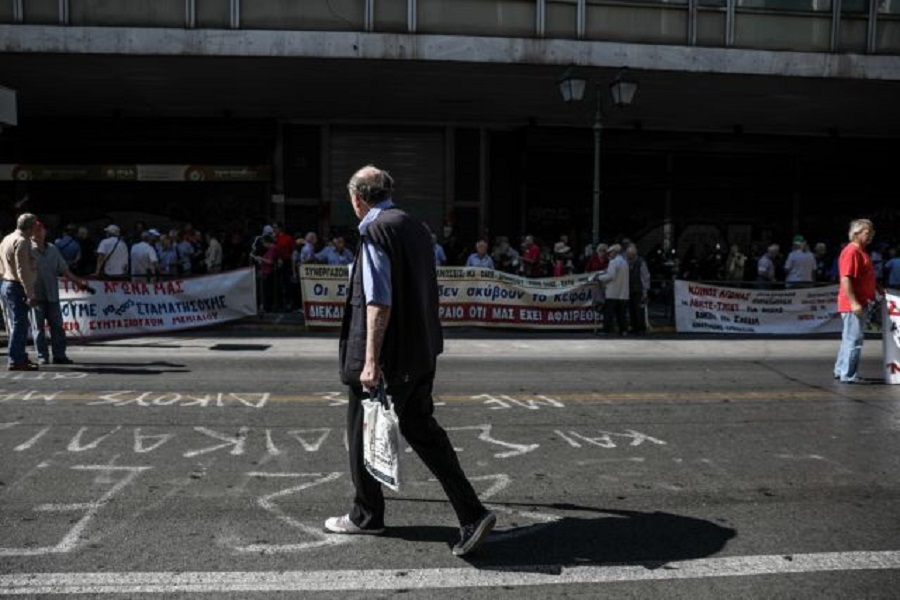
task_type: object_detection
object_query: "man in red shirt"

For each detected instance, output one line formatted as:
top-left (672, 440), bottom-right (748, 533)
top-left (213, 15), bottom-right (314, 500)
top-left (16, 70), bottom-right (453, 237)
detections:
top-left (833, 218), bottom-right (877, 384)
top-left (520, 235), bottom-right (542, 277)
top-left (272, 222), bottom-right (295, 310)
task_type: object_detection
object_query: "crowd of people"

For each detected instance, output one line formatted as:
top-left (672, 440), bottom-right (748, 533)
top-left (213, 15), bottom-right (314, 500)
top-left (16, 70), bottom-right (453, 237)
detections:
top-left (673, 236), bottom-right (899, 289)
top-left (8, 215), bottom-right (897, 322)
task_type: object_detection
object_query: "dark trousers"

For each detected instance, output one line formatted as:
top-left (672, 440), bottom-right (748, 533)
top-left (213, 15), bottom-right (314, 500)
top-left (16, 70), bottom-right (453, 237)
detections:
top-left (346, 371), bottom-right (486, 530)
top-left (31, 301), bottom-right (67, 360)
top-left (627, 295), bottom-right (647, 335)
top-left (603, 298), bottom-right (628, 335)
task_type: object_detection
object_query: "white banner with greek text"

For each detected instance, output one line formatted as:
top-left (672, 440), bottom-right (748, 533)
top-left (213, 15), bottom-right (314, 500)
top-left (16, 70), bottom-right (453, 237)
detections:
top-left (58, 268), bottom-right (257, 338)
top-left (674, 280), bottom-right (841, 335)
top-left (884, 290), bottom-right (900, 384)
top-left (300, 265), bottom-right (600, 329)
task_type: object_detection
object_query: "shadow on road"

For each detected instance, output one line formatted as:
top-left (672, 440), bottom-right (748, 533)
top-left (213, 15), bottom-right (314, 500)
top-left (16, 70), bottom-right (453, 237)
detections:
top-left (67, 361), bottom-right (190, 375)
top-left (385, 502), bottom-right (736, 571)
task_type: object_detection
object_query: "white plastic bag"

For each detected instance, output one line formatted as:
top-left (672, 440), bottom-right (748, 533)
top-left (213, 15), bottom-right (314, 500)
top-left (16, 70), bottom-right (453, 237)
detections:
top-left (361, 382), bottom-right (402, 491)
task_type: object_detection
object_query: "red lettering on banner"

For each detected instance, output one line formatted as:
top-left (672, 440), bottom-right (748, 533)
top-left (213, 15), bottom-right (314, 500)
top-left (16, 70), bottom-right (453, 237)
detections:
top-left (888, 362), bottom-right (900, 375)
top-left (103, 281), bottom-right (152, 295)
top-left (888, 300), bottom-right (900, 317)
top-left (153, 281), bottom-right (185, 294)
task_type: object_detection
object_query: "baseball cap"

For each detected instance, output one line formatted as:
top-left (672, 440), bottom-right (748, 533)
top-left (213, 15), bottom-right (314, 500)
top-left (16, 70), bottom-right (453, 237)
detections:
top-left (792, 235), bottom-right (806, 245)
top-left (262, 225), bottom-right (274, 236)
top-left (104, 224), bottom-right (121, 236)
top-left (147, 228), bottom-right (161, 237)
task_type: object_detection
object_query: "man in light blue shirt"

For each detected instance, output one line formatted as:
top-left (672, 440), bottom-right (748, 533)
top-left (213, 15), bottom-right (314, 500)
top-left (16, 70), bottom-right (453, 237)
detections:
top-left (465, 240), bottom-right (494, 269)
top-left (298, 232), bottom-right (318, 264)
top-left (356, 205), bottom-right (393, 306)
top-left (433, 234), bottom-right (447, 266)
top-left (886, 247), bottom-right (900, 288)
top-left (316, 235), bottom-right (355, 266)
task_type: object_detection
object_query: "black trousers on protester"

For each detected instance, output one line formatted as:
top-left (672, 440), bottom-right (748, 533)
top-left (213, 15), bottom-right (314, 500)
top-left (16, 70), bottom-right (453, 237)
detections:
top-left (346, 371), bottom-right (487, 530)
top-left (603, 298), bottom-right (629, 335)
top-left (627, 295), bottom-right (647, 335)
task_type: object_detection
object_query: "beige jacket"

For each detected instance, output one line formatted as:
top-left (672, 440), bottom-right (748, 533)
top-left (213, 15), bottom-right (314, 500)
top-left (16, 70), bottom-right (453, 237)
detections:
top-left (0, 230), bottom-right (38, 300)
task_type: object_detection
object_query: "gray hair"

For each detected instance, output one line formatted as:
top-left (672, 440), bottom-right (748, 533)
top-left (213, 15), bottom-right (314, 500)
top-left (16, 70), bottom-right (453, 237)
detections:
top-left (16, 213), bottom-right (37, 232)
top-left (848, 218), bottom-right (873, 241)
top-left (348, 165), bottom-right (394, 204)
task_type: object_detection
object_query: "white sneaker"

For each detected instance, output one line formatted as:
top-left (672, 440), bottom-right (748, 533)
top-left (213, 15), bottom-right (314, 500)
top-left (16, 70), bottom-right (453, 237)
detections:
top-left (324, 514), bottom-right (384, 535)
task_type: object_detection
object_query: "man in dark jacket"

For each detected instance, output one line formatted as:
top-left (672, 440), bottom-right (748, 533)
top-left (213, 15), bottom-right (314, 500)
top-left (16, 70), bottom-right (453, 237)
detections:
top-left (325, 165), bottom-right (495, 557)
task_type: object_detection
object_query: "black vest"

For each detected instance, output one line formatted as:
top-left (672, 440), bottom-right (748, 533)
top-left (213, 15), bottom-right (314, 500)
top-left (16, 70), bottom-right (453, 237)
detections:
top-left (339, 207), bottom-right (444, 386)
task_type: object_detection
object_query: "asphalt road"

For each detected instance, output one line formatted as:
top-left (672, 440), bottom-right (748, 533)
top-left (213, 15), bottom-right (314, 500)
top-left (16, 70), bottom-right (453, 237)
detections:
top-left (1, 331), bottom-right (899, 599)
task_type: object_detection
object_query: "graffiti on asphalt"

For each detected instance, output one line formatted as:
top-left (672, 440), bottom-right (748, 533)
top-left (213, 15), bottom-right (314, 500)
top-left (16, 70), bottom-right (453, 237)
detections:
top-left (0, 465), bottom-right (149, 557)
top-left (554, 429), bottom-right (668, 449)
top-left (2, 423), bottom-right (666, 459)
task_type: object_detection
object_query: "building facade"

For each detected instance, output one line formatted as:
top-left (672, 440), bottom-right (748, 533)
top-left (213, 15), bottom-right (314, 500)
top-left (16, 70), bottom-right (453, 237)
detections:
top-left (1, 0), bottom-right (898, 265)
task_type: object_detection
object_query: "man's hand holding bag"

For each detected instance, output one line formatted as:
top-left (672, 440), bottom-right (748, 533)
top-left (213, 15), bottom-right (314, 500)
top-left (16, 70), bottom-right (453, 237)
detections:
top-left (361, 381), bottom-right (402, 491)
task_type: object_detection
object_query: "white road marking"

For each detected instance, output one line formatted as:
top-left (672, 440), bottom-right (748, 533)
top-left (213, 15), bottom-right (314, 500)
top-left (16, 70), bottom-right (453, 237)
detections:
top-left (1, 551), bottom-right (899, 594)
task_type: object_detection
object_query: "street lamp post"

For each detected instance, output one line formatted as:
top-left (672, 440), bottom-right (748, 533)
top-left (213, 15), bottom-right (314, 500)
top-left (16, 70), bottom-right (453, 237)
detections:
top-left (559, 68), bottom-right (638, 246)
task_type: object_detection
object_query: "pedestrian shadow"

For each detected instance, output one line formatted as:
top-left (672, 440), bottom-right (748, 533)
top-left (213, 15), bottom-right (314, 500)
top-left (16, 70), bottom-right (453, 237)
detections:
top-left (384, 502), bottom-right (735, 571)
top-left (66, 362), bottom-right (190, 375)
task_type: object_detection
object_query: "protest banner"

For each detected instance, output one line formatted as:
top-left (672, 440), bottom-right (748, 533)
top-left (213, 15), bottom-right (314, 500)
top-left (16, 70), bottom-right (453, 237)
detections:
top-left (58, 268), bottom-right (257, 339)
top-left (674, 280), bottom-right (841, 335)
top-left (300, 265), bottom-right (601, 330)
top-left (884, 290), bottom-right (900, 384)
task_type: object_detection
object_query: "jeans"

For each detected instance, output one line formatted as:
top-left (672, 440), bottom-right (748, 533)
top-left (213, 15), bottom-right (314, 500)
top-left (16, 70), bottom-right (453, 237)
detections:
top-left (834, 311), bottom-right (866, 381)
top-left (1, 281), bottom-right (31, 365)
top-left (31, 301), bottom-right (67, 361)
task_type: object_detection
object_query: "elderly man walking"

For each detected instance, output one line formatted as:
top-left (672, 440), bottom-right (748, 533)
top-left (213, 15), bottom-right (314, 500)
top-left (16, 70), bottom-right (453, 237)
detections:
top-left (325, 164), bottom-right (495, 557)
top-left (0, 213), bottom-right (40, 370)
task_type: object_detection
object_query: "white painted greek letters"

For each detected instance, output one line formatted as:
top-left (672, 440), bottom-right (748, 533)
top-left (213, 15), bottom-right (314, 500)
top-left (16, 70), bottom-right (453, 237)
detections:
top-left (89, 391), bottom-right (136, 406)
top-left (151, 393), bottom-right (182, 406)
top-left (471, 394), bottom-right (565, 410)
top-left (318, 392), bottom-right (348, 407)
top-left (14, 426), bottom-right (50, 452)
top-left (183, 427), bottom-right (249, 457)
top-left (67, 426), bottom-right (122, 452)
top-left (555, 429), bottom-right (667, 449)
top-left (265, 429), bottom-right (281, 455)
top-left (286, 429), bottom-right (331, 452)
top-left (233, 472), bottom-right (347, 554)
top-left (180, 393), bottom-right (219, 407)
top-left (471, 394), bottom-right (511, 410)
top-left (0, 390), bottom-right (61, 403)
top-left (230, 393), bottom-right (269, 409)
top-left (0, 465), bottom-right (149, 556)
top-left (133, 428), bottom-right (175, 454)
top-left (554, 429), bottom-right (583, 448)
top-left (446, 424), bottom-right (539, 459)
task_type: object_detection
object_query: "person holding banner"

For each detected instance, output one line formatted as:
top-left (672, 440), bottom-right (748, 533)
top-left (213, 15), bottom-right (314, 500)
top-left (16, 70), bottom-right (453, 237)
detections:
top-left (30, 222), bottom-right (92, 365)
top-left (593, 244), bottom-right (630, 336)
top-left (465, 240), bottom-right (494, 269)
top-left (326, 164), bottom-right (495, 557)
top-left (833, 218), bottom-right (878, 384)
